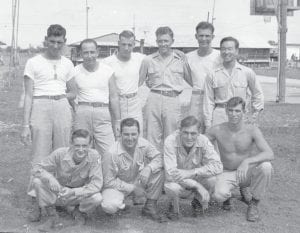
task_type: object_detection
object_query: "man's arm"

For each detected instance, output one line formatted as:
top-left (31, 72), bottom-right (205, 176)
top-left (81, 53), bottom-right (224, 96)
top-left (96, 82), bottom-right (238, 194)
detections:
top-left (102, 151), bottom-right (135, 194)
top-left (144, 142), bottom-right (163, 173)
top-left (21, 76), bottom-right (33, 145)
top-left (203, 74), bottom-right (215, 130)
top-left (72, 154), bottom-right (103, 198)
top-left (181, 55), bottom-right (193, 87)
top-left (66, 77), bottom-right (77, 112)
top-left (138, 58), bottom-right (148, 87)
top-left (109, 74), bottom-right (121, 137)
top-left (247, 69), bottom-right (264, 114)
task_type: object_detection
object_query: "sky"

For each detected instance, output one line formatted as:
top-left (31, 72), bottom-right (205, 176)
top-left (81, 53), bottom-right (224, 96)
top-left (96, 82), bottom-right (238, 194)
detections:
top-left (0, 0), bottom-right (300, 48)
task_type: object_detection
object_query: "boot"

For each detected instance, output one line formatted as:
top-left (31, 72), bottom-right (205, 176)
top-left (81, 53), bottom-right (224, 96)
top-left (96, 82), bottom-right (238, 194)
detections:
top-left (191, 198), bottom-right (203, 217)
top-left (72, 207), bottom-right (87, 226)
top-left (166, 202), bottom-right (181, 221)
top-left (247, 198), bottom-right (260, 222)
top-left (38, 206), bottom-right (63, 231)
top-left (240, 187), bottom-right (252, 205)
top-left (222, 198), bottom-right (232, 211)
top-left (142, 199), bottom-right (167, 223)
top-left (27, 200), bottom-right (41, 222)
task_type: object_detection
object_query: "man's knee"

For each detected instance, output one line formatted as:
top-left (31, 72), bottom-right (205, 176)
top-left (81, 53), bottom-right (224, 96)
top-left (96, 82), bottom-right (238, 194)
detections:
top-left (256, 162), bottom-right (272, 176)
top-left (32, 177), bottom-right (43, 189)
top-left (212, 183), bottom-right (231, 202)
top-left (101, 189), bottom-right (125, 214)
top-left (164, 182), bottom-right (182, 197)
top-left (88, 193), bottom-right (103, 206)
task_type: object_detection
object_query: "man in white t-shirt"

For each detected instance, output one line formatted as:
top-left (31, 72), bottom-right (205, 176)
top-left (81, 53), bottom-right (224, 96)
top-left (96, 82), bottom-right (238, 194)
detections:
top-left (103, 30), bottom-right (145, 136)
top-left (74, 39), bottom-right (120, 156)
top-left (187, 22), bottom-right (221, 133)
top-left (21, 24), bottom-right (76, 166)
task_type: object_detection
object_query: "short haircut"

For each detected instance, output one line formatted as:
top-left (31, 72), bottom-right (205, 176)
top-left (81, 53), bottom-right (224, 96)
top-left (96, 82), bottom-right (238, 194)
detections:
top-left (120, 118), bottom-right (140, 133)
top-left (226, 97), bottom-right (246, 111)
top-left (79, 38), bottom-right (98, 50)
top-left (220, 36), bottom-right (239, 49)
top-left (180, 116), bottom-right (201, 131)
top-left (71, 129), bottom-right (91, 143)
top-left (155, 26), bottom-right (174, 39)
top-left (195, 21), bottom-right (214, 34)
top-left (119, 30), bottom-right (135, 40)
top-left (47, 24), bottom-right (66, 38)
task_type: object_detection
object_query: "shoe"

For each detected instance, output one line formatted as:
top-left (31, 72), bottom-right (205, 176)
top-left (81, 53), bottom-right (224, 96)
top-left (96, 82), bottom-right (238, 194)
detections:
top-left (222, 198), bottom-right (232, 211)
top-left (72, 208), bottom-right (87, 226)
top-left (247, 199), bottom-right (260, 222)
top-left (142, 199), bottom-right (167, 223)
top-left (38, 206), bottom-right (63, 231)
top-left (240, 187), bottom-right (252, 205)
top-left (166, 202), bottom-right (181, 221)
top-left (191, 198), bottom-right (203, 217)
top-left (132, 196), bottom-right (145, 206)
top-left (28, 204), bottom-right (42, 222)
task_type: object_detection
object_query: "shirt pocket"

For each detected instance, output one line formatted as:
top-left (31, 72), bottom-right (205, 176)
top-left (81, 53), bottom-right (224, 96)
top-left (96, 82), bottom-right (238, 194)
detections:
top-left (233, 80), bottom-right (247, 99)
top-left (146, 67), bottom-right (160, 87)
top-left (170, 66), bottom-right (184, 83)
top-left (214, 82), bottom-right (228, 100)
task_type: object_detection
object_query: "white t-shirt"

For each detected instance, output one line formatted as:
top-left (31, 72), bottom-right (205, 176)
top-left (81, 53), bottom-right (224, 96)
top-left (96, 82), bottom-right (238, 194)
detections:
top-left (24, 54), bottom-right (74, 96)
top-left (74, 62), bottom-right (114, 103)
top-left (102, 52), bottom-right (145, 95)
top-left (187, 49), bottom-right (221, 90)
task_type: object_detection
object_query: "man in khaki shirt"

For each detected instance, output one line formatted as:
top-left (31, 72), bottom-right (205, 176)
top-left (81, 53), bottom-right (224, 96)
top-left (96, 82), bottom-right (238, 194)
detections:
top-left (164, 116), bottom-right (222, 220)
top-left (28, 129), bottom-right (103, 229)
top-left (101, 118), bottom-right (166, 222)
top-left (203, 36), bottom-right (264, 129)
top-left (139, 26), bottom-right (193, 151)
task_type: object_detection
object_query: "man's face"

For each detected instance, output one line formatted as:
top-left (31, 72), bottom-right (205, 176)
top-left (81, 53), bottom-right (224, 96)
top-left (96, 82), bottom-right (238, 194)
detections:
top-left (72, 137), bottom-right (90, 163)
top-left (226, 104), bottom-right (244, 124)
top-left (195, 28), bottom-right (214, 49)
top-left (121, 125), bottom-right (139, 150)
top-left (220, 40), bottom-right (238, 63)
top-left (156, 34), bottom-right (174, 55)
top-left (180, 125), bottom-right (199, 148)
top-left (81, 42), bottom-right (98, 66)
top-left (45, 35), bottom-right (66, 57)
top-left (118, 36), bottom-right (135, 59)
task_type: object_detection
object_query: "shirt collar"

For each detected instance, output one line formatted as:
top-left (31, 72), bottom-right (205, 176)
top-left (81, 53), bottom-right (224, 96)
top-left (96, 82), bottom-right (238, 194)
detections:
top-left (116, 137), bottom-right (147, 156)
top-left (152, 50), bottom-right (180, 60)
top-left (62, 147), bottom-right (93, 164)
top-left (174, 130), bottom-right (203, 148)
top-left (216, 61), bottom-right (242, 71)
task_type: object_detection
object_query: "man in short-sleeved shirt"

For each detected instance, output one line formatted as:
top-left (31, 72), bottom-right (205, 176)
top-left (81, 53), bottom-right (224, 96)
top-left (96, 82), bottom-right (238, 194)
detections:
top-left (21, 24), bottom-right (76, 165)
top-left (103, 30), bottom-right (145, 135)
top-left (139, 26), bottom-right (193, 151)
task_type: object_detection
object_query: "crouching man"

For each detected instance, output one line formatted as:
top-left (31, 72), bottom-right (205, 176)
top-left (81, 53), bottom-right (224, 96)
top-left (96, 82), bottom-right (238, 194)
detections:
top-left (101, 118), bottom-right (166, 222)
top-left (28, 129), bottom-right (103, 229)
top-left (164, 116), bottom-right (223, 220)
top-left (207, 97), bottom-right (274, 222)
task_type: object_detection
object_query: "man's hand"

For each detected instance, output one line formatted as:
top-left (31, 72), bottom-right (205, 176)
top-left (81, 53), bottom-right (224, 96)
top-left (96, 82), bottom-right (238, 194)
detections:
top-left (138, 166), bottom-right (151, 186)
top-left (113, 120), bottom-right (121, 139)
top-left (196, 185), bottom-right (210, 204)
top-left (132, 183), bottom-right (146, 198)
top-left (21, 127), bottom-right (31, 145)
top-left (236, 160), bottom-right (249, 184)
top-left (170, 169), bottom-right (194, 182)
top-left (48, 178), bottom-right (62, 193)
top-left (59, 187), bottom-right (75, 199)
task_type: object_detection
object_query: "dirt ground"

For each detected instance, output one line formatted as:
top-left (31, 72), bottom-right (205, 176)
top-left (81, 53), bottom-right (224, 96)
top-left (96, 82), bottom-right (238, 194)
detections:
top-left (0, 69), bottom-right (300, 233)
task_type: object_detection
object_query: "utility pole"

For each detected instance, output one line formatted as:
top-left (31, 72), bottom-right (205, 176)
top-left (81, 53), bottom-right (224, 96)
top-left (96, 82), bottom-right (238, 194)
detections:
top-left (132, 14), bottom-right (136, 36)
top-left (10, 0), bottom-right (20, 69)
top-left (211, 0), bottom-right (216, 25)
top-left (86, 0), bottom-right (89, 38)
top-left (276, 0), bottom-right (288, 103)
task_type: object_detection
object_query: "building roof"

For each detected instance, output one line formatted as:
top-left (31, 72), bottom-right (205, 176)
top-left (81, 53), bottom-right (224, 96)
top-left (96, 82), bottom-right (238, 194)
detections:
top-left (69, 33), bottom-right (155, 47)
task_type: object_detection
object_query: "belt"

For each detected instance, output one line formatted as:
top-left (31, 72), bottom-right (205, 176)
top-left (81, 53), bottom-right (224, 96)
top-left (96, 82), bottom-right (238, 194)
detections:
top-left (192, 90), bottom-right (204, 95)
top-left (151, 89), bottom-right (181, 97)
top-left (119, 92), bottom-right (137, 98)
top-left (33, 94), bottom-right (66, 100)
top-left (78, 102), bottom-right (109, 107)
top-left (215, 103), bottom-right (227, 108)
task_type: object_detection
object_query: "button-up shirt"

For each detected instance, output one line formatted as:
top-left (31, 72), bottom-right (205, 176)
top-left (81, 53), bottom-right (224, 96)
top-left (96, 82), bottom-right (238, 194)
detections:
top-left (32, 147), bottom-right (103, 198)
top-left (164, 130), bottom-right (222, 182)
top-left (103, 137), bottom-right (163, 193)
top-left (139, 51), bottom-right (193, 92)
top-left (203, 62), bottom-right (264, 128)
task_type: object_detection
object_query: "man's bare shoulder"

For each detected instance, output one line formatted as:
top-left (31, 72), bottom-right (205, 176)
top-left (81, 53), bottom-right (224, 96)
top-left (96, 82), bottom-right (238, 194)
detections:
top-left (208, 122), bottom-right (228, 135)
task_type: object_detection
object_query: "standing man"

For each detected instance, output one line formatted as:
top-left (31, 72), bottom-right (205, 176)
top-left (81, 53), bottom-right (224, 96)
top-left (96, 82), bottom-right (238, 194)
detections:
top-left (139, 26), bottom-right (193, 151)
top-left (73, 39), bottom-right (119, 156)
top-left (28, 129), bottom-right (103, 228)
top-left (21, 24), bottom-right (76, 165)
top-left (186, 22), bottom-right (220, 132)
top-left (103, 30), bottom-right (145, 135)
top-left (207, 97), bottom-right (273, 222)
top-left (203, 36), bottom-right (264, 129)
top-left (164, 116), bottom-right (222, 220)
top-left (101, 118), bottom-right (166, 222)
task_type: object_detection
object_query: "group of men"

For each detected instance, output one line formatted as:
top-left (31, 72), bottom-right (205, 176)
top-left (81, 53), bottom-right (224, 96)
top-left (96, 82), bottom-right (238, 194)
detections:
top-left (20, 22), bottom-right (273, 230)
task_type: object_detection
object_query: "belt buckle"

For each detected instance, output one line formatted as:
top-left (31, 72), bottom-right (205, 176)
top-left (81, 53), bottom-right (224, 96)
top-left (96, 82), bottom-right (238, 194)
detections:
top-left (53, 95), bottom-right (60, 100)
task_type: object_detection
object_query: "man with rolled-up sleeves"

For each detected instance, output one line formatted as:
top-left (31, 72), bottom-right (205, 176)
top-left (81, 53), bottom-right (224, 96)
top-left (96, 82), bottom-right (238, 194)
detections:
top-left (203, 36), bottom-right (264, 130)
top-left (139, 26), bottom-right (193, 151)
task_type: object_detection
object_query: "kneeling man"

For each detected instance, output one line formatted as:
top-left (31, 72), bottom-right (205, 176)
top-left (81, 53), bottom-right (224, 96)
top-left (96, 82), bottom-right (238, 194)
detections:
top-left (164, 116), bottom-right (222, 220)
top-left (101, 118), bottom-right (166, 222)
top-left (28, 129), bottom-right (103, 228)
top-left (207, 97), bottom-right (274, 222)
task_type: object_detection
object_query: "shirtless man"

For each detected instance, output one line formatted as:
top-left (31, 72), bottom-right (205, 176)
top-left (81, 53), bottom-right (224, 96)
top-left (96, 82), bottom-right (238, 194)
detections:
top-left (206, 97), bottom-right (273, 222)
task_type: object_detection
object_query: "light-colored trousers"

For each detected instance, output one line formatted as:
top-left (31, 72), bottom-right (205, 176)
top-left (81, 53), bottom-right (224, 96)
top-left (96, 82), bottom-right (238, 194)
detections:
top-left (213, 162), bottom-right (273, 202)
top-left (212, 106), bottom-right (228, 127)
top-left (101, 170), bottom-right (164, 214)
top-left (30, 98), bottom-right (72, 164)
top-left (119, 94), bottom-right (143, 136)
top-left (189, 92), bottom-right (205, 132)
top-left (74, 105), bottom-right (114, 157)
top-left (145, 92), bottom-right (181, 151)
top-left (164, 176), bottom-right (216, 213)
top-left (32, 177), bottom-right (102, 213)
